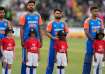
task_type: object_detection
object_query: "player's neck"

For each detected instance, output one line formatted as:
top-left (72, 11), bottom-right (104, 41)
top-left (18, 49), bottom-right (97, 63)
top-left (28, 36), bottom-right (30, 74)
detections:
top-left (92, 16), bottom-right (97, 20)
top-left (55, 19), bottom-right (61, 22)
top-left (0, 18), bottom-right (3, 21)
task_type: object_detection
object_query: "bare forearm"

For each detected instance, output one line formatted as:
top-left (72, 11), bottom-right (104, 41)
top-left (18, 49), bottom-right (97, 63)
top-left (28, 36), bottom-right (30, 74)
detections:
top-left (84, 29), bottom-right (94, 40)
top-left (20, 26), bottom-right (24, 42)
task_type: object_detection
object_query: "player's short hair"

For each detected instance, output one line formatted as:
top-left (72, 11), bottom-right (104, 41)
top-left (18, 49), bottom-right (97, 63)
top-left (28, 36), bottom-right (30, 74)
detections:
top-left (54, 8), bottom-right (63, 13)
top-left (0, 6), bottom-right (5, 12)
top-left (27, 0), bottom-right (35, 5)
top-left (90, 6), bottom-right (98, 11)
top-left (95, 30), bottom-right (104, 39)
top-left (57, 30), bottom-right (67, 40)
top-left (29, 28), bottom-right (37, 37)
top-left (5, 27), bottom-right (14, 35)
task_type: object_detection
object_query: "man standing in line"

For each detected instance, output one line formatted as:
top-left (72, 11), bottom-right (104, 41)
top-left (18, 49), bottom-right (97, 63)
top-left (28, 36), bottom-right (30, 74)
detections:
top-left (82, 6), bottom-right (104, 74)
top-left (46, 8), bottom-right (68, 74)
top-left (19, 0), bottom-right (43, 74)
top-left (0, 6), bottom-right (12, 74)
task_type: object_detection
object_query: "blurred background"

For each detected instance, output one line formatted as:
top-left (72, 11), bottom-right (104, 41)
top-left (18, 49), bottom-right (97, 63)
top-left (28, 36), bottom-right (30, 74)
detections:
top-left (0, 1), bottom-right (105, 74)
top-left (0, 0), bottom-right (105, 37)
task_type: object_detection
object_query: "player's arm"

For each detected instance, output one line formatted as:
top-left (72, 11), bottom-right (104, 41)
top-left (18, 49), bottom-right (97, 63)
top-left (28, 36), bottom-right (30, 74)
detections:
top-left (93, 41), bottom-right (97, 62)
top-left (46, 22), bottom-right (58, 40)
top-left (66, 43), bottom-right (69, 63)
top-left (54, 40), bottom-right (58, 63)
top-left (0, 40), bottom-right (3, 54)
top-left (38, 15), bottom-right (43, 47)
top-left (24, 40), bottom-right (28, 62)
top-left (0, 39), bottom-right (3, 53)
top-left (84, 18), bottom-right (94, 40)
top-left (64, 22), bottom-right (69, 34)
top-left (19, 16), bottom-right (25, 47)
top-left (8, 21), bottom-right (13, 28)
top-left (100, 19), bottom-right (104, 32)
top-left (37, 40), bottom-right (41, 61)
top-left (103, 42), bottom-right (105, 61)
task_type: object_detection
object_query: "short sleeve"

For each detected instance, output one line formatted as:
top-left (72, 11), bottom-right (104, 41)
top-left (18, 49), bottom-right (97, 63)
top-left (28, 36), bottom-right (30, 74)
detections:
top-left (39, 16), bottom-right (43, 25)
top-left (83, 18), bottom-right (90, 29)
top-left (19, 16), bottom-right (25, 26)
top-left (46, 21), bottom-right (53, 32)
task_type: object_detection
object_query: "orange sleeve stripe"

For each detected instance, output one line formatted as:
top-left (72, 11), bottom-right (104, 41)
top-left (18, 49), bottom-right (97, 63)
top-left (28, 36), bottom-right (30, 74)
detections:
top-left (83, 18), bottom-right (90, 29)
top-left (39, 16), bottom-right (43, 25)
top-left (46, 21), bottom-right (52, 32)
top-left (19, 16), bottom-right (25, 26)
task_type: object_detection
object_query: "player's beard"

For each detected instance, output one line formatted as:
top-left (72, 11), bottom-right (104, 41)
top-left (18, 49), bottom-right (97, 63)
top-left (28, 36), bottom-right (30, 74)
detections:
top-left (0, 16), bottom-right (4, 20)
top-left (28, 8), bottom-right (34, 12)
top-left (55, 16), bottom-right (62, 19)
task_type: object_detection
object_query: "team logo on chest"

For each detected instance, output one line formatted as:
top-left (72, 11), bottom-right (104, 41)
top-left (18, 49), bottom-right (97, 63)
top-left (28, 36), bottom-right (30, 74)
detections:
top-left (31, 43), bottom-right (37, 50)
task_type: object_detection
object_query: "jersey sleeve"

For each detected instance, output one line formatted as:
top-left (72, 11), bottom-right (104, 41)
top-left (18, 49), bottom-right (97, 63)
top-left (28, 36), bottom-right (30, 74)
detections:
top-left (64, 22), bottom-right (69, 32)
top-left (19, 15), bottom-right (25, 26)
top-left (46, 21), bottom-right (52, 32)
top-left (39, 16), bottom-right (43, 25)
top-left (83, 18), bottom-right (90, 29)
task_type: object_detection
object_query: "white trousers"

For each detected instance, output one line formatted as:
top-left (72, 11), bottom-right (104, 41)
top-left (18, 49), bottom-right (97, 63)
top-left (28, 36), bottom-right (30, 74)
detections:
top-left (93, 53), bottom-right (104, 74)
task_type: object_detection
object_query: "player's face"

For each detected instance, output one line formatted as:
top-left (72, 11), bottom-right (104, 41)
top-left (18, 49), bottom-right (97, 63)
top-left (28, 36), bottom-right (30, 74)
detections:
top-left (0, 10), bottom-right (5, 18)
top-left (91, 9), bottom-right (99, 17)
top-left (54, 11), bottom-right (62, 19)
top-left (27, 3), bottom-right (35, 12)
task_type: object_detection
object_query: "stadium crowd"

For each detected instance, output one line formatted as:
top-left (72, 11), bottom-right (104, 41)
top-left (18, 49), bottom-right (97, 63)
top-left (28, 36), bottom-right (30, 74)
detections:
top-left (0, 0), bottom-right (105, 27)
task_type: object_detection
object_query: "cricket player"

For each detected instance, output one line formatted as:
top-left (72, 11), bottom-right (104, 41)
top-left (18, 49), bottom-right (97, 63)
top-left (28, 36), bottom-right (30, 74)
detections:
top-left (1, 27), bottom-right (15, 74)
top-left (19, 1), bottom-right (43, 74)
top-left (93, 30), bottom-right (105, 74)
top-left (82, 6), bottom-right (104, 74)
top-left (0, 7), bottom-right (12, 74)
top-left (24, 28), bottom-right (41, 74)
top-left (54, 30), bottom-right (68, 74)
top-left (46, 8), bottom-right (68, 74)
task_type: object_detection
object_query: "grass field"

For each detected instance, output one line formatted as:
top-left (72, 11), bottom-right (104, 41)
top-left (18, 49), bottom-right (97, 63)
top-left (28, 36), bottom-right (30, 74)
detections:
top-left (0, 38), bottom-right (105, 74)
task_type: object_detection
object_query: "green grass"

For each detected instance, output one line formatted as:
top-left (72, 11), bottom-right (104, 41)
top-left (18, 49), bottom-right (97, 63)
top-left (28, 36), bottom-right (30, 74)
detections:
top-left (0, 38), bottom-right (105, 74)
